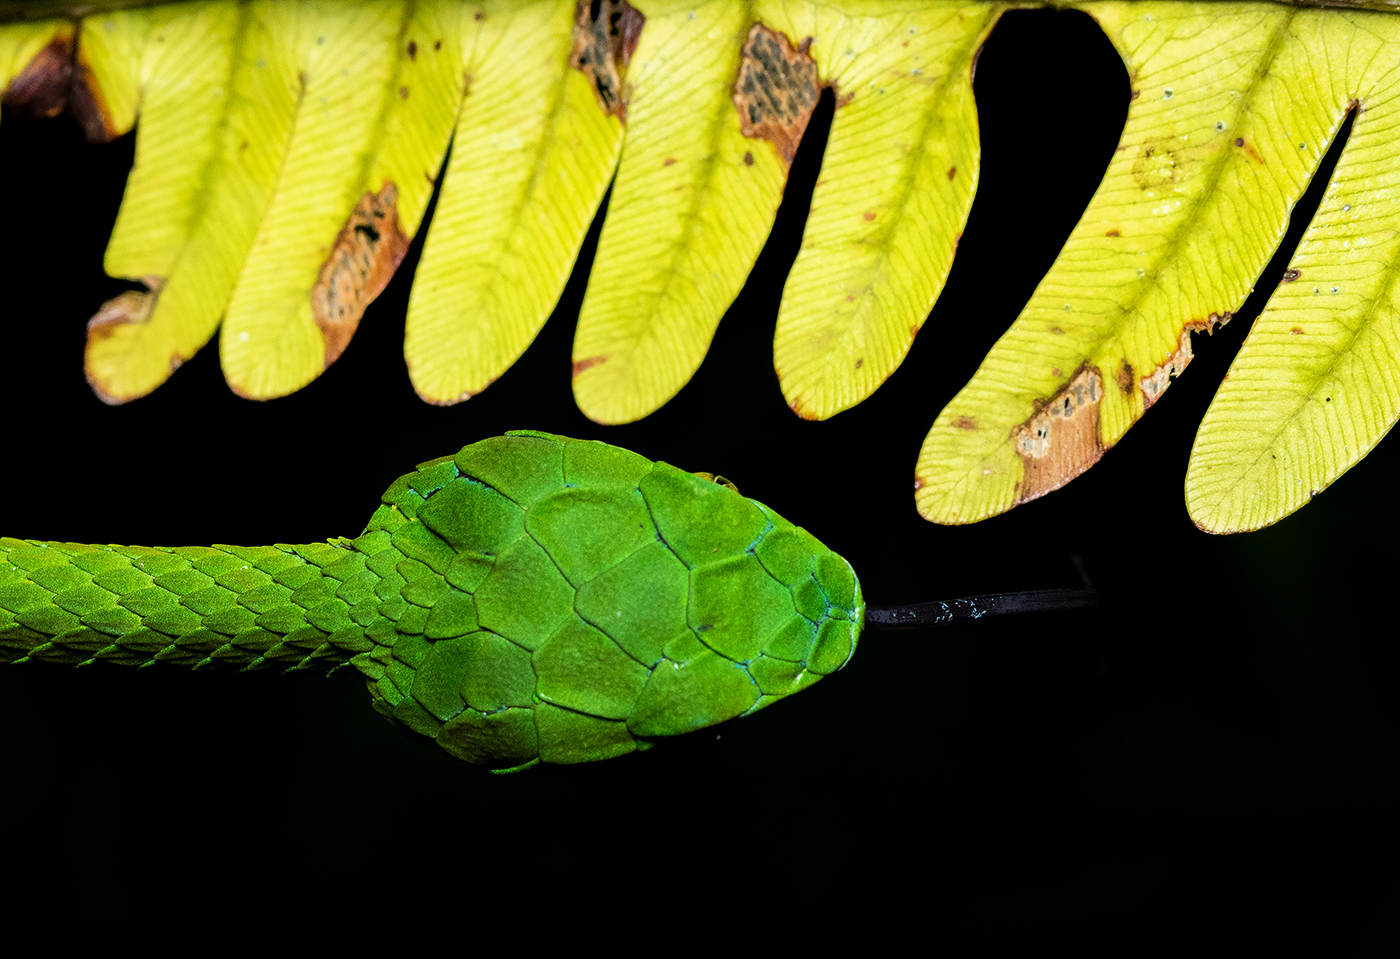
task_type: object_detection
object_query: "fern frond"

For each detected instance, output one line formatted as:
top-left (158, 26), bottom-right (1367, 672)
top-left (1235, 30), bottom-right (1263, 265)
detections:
top-left (6, 0), bottom-right (1400, 531)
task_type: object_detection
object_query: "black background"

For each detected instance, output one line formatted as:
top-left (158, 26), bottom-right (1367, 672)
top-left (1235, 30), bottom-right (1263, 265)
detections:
top-left (2, 8), bottom-right (1398, 950)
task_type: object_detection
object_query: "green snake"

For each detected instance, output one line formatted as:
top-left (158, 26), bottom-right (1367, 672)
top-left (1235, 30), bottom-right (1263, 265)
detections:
top-left (0, 430), bottom-right (864, 772)
top-left (0, 429), bottom-right (1094, 771)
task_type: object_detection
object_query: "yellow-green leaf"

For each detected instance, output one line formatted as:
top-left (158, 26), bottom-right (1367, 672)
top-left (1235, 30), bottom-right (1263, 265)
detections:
top-left (1187, 13), bottom-right (1400, 532)
top-left (405, 0), bottom-right (624, 405)
top-left (83, 1), bottom-right (301, 403)
top-left (88, 2), bottom-right (235, 300)
top-left (571, 0), bottom-right (794, 425)
top-left (916, 1), bottom-right (1383, 525)
top-left (219, 0), bottom-right (450, 399)
top-left (769, 0), bottom-right (997, 420)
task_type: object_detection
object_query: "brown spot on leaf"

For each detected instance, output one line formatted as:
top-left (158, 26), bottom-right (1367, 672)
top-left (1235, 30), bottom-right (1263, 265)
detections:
top-left (734, 23), bottom-right (821, 166)
top-left (1105, 229), bottom-right (1120, 237)
top-left (399, 85), bottom-right (410, 99)
top-left (572, 0), bottom-right (645, 121)
top-left (1290, 326), bottom-right (1305, 335)
top-left (1234, 136), bottom-right (1264, 164)
top-left (435, 39), bottom-right (443, 50)
top-left (913, 476), bottom-right (925, 491)
top-left (743, 151), bottom-right (753, 166)
top-left (1130, 89), bottom-right (1140, 100)
top-left (1050, 326), bottom-right (1064, 335)
top-left (84, 276), bottom-right (168, 404)
top-left (947, 166), bottom-right (956, 180)
top-left (407, 40), bottom-right (418, 59)
top-left (854, 358), bottom-right (863, 368)
top-left (1051, 367), bottom-right (1061, 377)
top-left (1282, 268), bottom-right (1301, 282)
top-left (1116, 358), bottom-right (1134, 396)
top-left (573, 355), bottom-right (608, 376)
top-left (312, 182), bottom-right (410, 368)
top-left (863, 211), bottom-right (877, 221)
top-left (663, 157), bottom-right (677, 166)
top-left (955, 416), bottom-right (977, 430)
top-left (4, 32), bottom-right (119, 143)
top-left (1012, 365), bottom-right (1105, 504)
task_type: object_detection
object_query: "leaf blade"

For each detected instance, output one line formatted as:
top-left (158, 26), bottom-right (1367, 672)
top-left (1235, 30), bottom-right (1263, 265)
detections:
top-left (571, 0), bottom-right (793, 425)
top-left (915, 0), bottom-right (1362, 524)
top-left (1188, 10), bottom-right (1400, 531)
top-left (405, 0), bottom-right (623, 405)
top-left (771, 0), bottom-right (997, 420)
top-left (83, 0), bottom-right (302, 403)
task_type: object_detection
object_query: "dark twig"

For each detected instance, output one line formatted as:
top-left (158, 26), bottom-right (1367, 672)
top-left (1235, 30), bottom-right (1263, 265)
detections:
top-left (865, 588), bottom-right (1099, 630)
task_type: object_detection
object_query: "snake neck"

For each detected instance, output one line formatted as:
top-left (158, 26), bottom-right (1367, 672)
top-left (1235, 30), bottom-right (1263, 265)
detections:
top-left (0, 537), bottom-right (385, 672)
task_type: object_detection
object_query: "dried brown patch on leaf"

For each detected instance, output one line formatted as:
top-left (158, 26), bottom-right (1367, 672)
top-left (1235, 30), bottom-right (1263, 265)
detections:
top-left (2, 32), bottom-right (117, 143)
top-left (1012, 365), bottom-right (1104, 503)
top-left (1137, 312), bottom-right (1230, 409)
top-left (68, 45), bottom-right (118, 143)
top-left (734, 24), bottom-right (820, 166)
top-left (84, 276), bottom-right (167, 405)
top-left (572, 0), bottom-right (645, 120)
top-left (312, 182), bottom-right (409, 368)
top-left (4, 34), bottom-right (72, 119)
top-left (1138, 329), bottom-right (1193, 410)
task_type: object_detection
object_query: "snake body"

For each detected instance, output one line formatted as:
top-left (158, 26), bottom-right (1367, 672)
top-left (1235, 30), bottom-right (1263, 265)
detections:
top-left (0, 431), bottom-right (863, 770)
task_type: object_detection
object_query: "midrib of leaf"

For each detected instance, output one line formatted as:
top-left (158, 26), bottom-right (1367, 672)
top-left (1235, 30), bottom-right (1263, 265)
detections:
top-left (773, 1), bottom-right (996, 420)
top-left (598, 64), bottom-right (726, 355)
top-left (601, 18), bottom-right (734, 328)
